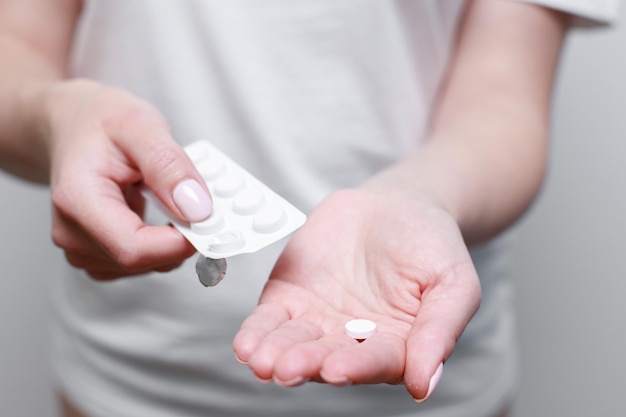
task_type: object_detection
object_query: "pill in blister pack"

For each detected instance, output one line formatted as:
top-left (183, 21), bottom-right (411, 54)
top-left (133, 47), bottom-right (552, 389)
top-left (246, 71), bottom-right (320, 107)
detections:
top-left (142, 140), bottom-right (307, 260)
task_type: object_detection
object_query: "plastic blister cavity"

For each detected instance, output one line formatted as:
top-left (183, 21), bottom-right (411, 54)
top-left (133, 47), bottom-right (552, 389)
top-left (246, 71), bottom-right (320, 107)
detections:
top-left (142, 140), bottom-right (307, 259)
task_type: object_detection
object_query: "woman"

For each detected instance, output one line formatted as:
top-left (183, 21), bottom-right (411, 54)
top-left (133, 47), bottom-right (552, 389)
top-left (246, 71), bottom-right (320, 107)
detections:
top-left (0, 1), bottom-right (617, 416)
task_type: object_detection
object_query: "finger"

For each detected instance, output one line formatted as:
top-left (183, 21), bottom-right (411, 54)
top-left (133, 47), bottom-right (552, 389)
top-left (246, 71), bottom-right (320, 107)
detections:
top-left (55, 206), bottom-right (183, 267)
top-left (53, 176), bottom-right (196, 273)
top-left (247, 319), bottom-right (323, 381)
top-left (64, 251), bottom-right (109, 270)
top-left (404, 262), bottom-right (482, 402)
top-left (52, 205), bottom-right (116, 257)
top-left (318, 331), bottom-right (407, 386)
top-left (272, 333), bottom-right (357, 387)
top-left (107, 108), bottom-right (212, 222)
top-left (64, 247), bottom-right (186, 280)
top-left (124, 183), bottom-right (147, 218)
top-left (153, 261), bottom-right (187, 273)
top-left (84, 262), bottom-right (186, 280)
top-left (233, 303), bottom-right (291, 365)
top-left (245, 317), bottom-right (324, 381)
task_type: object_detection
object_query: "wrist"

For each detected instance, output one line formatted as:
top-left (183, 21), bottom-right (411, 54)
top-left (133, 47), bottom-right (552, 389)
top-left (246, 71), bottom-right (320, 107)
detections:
top-left (26, 78), bottom-right (106, 183)
top-left (360, 160), bottom-right (459, 225)
top-left (0, 79), bottom-right (61, 183)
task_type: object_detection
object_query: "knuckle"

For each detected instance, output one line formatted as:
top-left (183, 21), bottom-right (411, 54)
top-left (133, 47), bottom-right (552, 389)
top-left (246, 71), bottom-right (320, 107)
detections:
top-left (62, 252), bottom-right (81, 268)
top-left (100, 88), bottom-right (165, 129)
top-left (113, 245), bottom-right (145, 272)
top-left (149, 145), bottom-right (181, 177)
top-left (124, 106), bottom-right (168, 135)
top-left (51, 171), bottom-right (89, 222)
top-left (50, 215), bottom-right (75, 252)
top-left (142, 145), bottom-right (191, 190)
top-left (51, 183), bottom-right (75, 217)
top-left (50, 223), bottom-right (66, 250)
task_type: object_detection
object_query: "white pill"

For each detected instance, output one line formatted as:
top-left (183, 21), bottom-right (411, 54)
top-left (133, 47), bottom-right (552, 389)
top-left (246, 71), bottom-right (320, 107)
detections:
top-left (344, 319), bottom-right (377, 339)
top-left (191, 213), bottom-right (224, 235)
top-left (197, 157), bottom-right (226, 182)
top-left (233, 187), bottom-right (265, 215)
top-left (253, 205), bottom-right (287, 233)
top-left (207, 230), bottom-right (246, 253)
top-left (214, 173), bottom-right (245, 198)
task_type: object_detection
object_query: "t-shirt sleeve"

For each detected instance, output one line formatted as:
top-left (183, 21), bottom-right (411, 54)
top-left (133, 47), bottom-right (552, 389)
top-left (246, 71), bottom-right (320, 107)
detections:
top-left (513, 0), bottom-right (619, 27)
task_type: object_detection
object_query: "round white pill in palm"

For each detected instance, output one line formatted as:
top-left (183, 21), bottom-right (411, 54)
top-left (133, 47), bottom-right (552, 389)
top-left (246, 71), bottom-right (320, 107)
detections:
top-left (253, 205), bottom-right (287, 233)
top-left (233, 187), bottom-right (265, 215)
top-left (207, 230), bottom-right (246, 253)
top-left (345, 319), bottom-right (377, 339)
top-left (214, 173), bottom-right (245, 198)
top-left (191, 213), bottom-right (224, 235)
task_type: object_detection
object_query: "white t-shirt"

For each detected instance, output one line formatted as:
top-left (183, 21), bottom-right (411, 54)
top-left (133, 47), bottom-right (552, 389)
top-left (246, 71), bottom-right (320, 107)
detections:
top-left (49, 1), bottom-right (618, 417)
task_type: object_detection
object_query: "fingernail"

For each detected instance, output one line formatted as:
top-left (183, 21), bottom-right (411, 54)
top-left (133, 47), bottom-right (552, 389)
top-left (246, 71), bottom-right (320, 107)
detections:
top-left (173, 179), bottom-right (212, 222)
top-left (415, 362), bottom-right (443, 403)
top-left (273, 375), bottom-right (309, 387)
top-left (254, 375), bottom-right (273, 384)
top-left (234, 354), bottom-right (248, 365)
top-left (320, 372), bottom-right (352, 387)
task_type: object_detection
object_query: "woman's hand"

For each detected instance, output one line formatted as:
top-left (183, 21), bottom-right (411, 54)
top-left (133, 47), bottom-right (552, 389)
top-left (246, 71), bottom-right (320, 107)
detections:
top-left (234, 1), bottom-right (567, 401)
top-left (43, 80), bottom-right (212, 279)
top-left (233, 188), bottom-right (481, 402)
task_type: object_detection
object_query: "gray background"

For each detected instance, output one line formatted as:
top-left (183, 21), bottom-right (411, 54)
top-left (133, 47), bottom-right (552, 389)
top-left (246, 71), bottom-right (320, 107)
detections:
top-left (0, 13), bottom-right (624, 417)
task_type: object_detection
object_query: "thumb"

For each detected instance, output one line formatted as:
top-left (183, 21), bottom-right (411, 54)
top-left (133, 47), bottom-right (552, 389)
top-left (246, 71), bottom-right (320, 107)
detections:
top-left (110, 111), bottom-right (213, 223)
top-left (404, 262), bottom-right (481, 402)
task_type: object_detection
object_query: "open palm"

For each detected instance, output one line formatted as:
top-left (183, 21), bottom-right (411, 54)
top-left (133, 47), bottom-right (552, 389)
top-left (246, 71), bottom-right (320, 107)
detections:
top-left (233, 188), bottom-right (481, 401)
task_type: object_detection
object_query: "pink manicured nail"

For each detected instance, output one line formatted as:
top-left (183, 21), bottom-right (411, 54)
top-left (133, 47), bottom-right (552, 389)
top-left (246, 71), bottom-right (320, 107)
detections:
top-left (273, 375), bottom-right (309, 387)
top-left (254, 375), bottom-right (273, 384)
top-left (320, 372), bottom-right (352, 387)
top-left (415, 362), bottom-right (443, 403)
top-left (173, 179), bottom-right (212, 222)
top-left (234, 354), bottom-right (248, 365)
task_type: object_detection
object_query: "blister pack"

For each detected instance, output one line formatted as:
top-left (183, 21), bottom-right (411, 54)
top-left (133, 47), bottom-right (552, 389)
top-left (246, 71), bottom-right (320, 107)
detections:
top-left (142, 140), bottom-right (307, 260)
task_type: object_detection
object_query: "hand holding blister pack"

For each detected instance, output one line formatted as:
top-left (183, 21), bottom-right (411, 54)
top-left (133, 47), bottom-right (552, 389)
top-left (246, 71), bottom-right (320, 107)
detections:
top-left (142, 140), bottom-right (307, 286)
